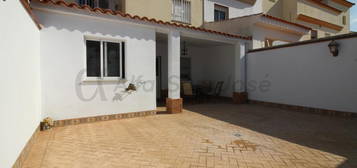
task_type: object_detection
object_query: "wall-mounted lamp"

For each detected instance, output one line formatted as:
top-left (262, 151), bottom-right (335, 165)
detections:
top-left (328, 40), bottom-right (339, 57)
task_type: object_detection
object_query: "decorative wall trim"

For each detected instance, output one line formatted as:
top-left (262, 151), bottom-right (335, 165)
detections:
top-left (54, 110), bottom-right (157, 127)
top-left (249, 100), bottom-right (357, 117)
top-left (12, 125), bottom-right (40, 168)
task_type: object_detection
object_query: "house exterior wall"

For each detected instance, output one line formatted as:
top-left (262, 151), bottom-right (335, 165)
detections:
top-left (247, 37), bottom-right (357, 113)
top-left (204, 0), bottom-right (263, 22)
top-left (262, 0), bottom-right (283, 17)
top-left (204, 0), bottom-right (351, 41)
top-left (64, 0), bottom-right (204, 27)
top-left (35, 10), bottom-right (157, 120)
top-left (287, 0), bottom-right (350, 39)
top-left (0, 1), bottom-right (41, 167)
top-left (126, 0), bottom-right (204, 27)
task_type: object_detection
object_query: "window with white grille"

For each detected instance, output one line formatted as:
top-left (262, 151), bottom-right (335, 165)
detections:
top-left (172, 0), bottom-right (191, 24)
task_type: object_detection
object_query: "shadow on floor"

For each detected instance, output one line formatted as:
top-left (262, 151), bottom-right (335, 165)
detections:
top-left (183, 102), bottom-right (357, 168)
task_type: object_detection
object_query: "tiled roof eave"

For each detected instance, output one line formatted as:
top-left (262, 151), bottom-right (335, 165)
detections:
top-left (262, 14), bottom-right (312, 30)
top-left (31, 0), bottom-right (251, 40)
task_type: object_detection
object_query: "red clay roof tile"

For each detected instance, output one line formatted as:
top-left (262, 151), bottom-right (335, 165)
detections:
top-left (32, 0), bottom-right (251, 40)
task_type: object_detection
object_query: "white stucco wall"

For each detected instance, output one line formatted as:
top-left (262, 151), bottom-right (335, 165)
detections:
top-left (36, 10), bottom-right (156, 120)
top-left (204, 0), bottom-right (263, 22)
top-left (247, 37), bottom-right (357, 113)
top-left (0, 1), bottom-right (41, 168)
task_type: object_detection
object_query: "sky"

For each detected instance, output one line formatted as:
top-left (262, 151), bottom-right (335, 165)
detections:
top-left (350, 0), bottom-right (357, 32)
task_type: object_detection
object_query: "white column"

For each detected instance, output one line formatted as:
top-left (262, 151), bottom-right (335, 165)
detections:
top-left (234, 42), bottom-right (247, 92)
top-left (168, 30), bottom-right (181, 99)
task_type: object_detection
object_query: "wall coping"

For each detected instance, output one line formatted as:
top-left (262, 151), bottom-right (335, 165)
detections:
top-left (248, 32), bottom-right (357, 53)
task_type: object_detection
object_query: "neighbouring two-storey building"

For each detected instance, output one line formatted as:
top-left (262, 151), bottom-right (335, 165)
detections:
top-left (64, 0), bottom-right (353, 48)
top-left (204, 0), bottom-right (353, 48)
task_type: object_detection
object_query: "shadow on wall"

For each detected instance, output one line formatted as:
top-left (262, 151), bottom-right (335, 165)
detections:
top-left (184, 103), bottom-right (357, 168)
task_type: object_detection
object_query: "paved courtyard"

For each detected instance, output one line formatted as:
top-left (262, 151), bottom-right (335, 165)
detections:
top-left (23, 103), bottom-right (357, 168)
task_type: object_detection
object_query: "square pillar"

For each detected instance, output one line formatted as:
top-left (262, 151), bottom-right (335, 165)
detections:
top-left (166, 30), bottom-right (182, 113)
top-left (233, 42), bottom-right (248, 104)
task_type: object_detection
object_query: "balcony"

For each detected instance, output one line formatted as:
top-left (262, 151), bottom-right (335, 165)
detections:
top-left (296, 0), bottom-right (342, 31)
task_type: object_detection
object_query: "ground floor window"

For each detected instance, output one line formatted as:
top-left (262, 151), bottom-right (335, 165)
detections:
top-left (86, 38), bottom-right (125, 80)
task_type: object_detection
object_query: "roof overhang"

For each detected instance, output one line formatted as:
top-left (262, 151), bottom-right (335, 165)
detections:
top-left (297, 14), bottom-right (343, 31)
top-left (331, 0), bottom-right (355, 8)
top-left (204, 13), bottom-right (311, 37)
top-left (256, 15), bottom-right (311, 35)
top-left (304, 0), bottom-right (342, 14)
top-left (30, 0), bottom-right (250, 42)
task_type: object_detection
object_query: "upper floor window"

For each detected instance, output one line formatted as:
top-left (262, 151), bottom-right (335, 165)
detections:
top-left (214, 4), bottom-right (228, 21)
top-left (342, 16), bottom-right (346, 25)
top-left (85, 38), bottom-right (125, 80)
top-left (172, 0), bottom-right (191, 24)
top-left (78, 0), bottom-right (109, 9)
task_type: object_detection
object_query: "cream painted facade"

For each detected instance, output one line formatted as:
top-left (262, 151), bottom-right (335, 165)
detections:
top-left (64, 0), bottom-right (204, 27)
top-left (125, 0), bottom-right (204, 27)
top-left (262, 0), bottom-right (351, 39)
top-left (204, 0), bottom-right (351, 40)
top-left (63, 0), bottom-right (351, 40)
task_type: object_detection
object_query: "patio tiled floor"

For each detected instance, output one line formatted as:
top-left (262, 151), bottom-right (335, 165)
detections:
top-left (22, 103), bottom-right (357, 168)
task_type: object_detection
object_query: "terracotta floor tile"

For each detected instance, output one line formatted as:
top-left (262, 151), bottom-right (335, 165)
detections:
top-left (22, 103), bottom-right (357, 168)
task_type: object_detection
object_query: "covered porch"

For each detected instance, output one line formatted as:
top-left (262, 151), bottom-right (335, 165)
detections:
top-left (155, 30), bottom-right (249, 113)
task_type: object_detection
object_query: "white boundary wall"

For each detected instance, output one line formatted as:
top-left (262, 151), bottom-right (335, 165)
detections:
top-left (247, 36), bottom-right (357, 113)
top-left (0, 1), bottom-right (41, 167)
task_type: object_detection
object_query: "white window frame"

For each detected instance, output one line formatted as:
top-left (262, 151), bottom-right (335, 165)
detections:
top-left (172, 0), bottom-right (191, 24)
top-left (84, 36), bottom-right (125, 82)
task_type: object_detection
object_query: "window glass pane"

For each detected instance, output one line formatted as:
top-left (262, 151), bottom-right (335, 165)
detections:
top-left (86, 40), bottom-right (101, 77)
top-left (99, 0), bottom-right (109, 9)
top-left (121, 42), bottom-right (125, 78)
top-left (106, 42), bottom-right (120, 77)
